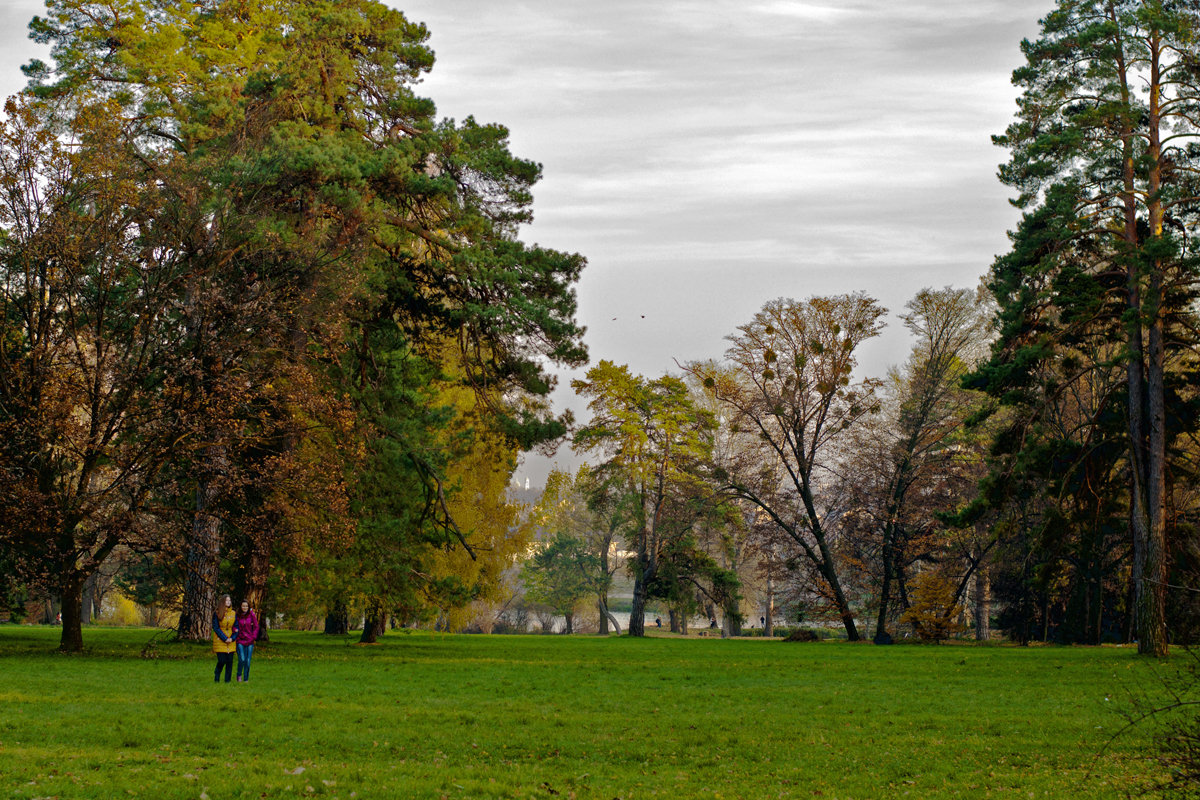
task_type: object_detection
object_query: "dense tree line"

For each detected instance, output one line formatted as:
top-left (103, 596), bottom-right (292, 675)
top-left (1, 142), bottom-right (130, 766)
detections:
top-left (521, 0), bottom-right (1200, 655)
top-left (0, 0), bottom-right (585, 651)
top-left (7, 0), bottom-right (1200, 659)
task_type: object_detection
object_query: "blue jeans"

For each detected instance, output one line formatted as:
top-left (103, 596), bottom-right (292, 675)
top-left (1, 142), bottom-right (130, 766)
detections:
top-left (236, 643), bottom-right (254, 680)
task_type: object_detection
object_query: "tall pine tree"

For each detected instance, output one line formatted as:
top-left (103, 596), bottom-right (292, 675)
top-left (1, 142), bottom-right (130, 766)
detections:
top-left (984, 0), bottom-right (1200, 654)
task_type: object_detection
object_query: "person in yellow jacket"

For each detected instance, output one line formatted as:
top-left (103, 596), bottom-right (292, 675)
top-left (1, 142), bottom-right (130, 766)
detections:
top-left (212, 594), bottom-right (236, 683)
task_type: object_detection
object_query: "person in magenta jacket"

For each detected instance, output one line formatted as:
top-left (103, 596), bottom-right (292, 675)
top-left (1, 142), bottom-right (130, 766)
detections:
top-left (234, 600), bottom-right (260, 683)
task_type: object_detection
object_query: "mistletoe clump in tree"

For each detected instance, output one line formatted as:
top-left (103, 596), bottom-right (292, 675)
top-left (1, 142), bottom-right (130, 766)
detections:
top-left (692, 293), bottom-right (887, 642)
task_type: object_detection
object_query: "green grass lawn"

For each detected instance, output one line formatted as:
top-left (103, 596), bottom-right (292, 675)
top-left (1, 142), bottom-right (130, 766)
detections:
top-left (0, 626), bottom-right (1171, 799)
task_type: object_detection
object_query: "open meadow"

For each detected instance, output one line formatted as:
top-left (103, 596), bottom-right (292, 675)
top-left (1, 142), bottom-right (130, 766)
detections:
top-left (0, 627), bottom-right (1171, 799)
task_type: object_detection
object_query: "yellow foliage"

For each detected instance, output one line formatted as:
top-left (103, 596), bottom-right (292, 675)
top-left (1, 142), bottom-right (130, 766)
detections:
top-left (425, 376), bottom-right (533, 630)
top-left (96, 593), bottom-right (142, 627)
top-left (899, 569), bottom-right (966, 642)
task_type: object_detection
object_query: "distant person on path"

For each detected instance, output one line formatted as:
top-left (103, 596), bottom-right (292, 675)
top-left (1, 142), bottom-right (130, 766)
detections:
top-left (212, 594), bottom-right (236, 683)
top-left (234, 600), bottom-right (259, 683)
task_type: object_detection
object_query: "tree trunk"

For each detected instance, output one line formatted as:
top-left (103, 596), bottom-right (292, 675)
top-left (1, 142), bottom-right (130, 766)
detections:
top-left (360, 600), bottom-right (385, 643)
top-left (1136, 38), bottom-right (1169, 658)
top-left (896, 562), bottom-right (913, 612)
top-left (798, 480), bottom-right (860, 641)
top-left (82, 572), bottom-right (99, 623)
top-left (764, 558), bottom-right (775, 637)
top-left (668, 607), bottom-right (681, 634)
top-left (973, 563), bottom-right (990, 642)
top-left (628, 576), bottom-right (647, 637)
top-left (564, 612), bottom-right (574, 634)
top-left (1138, 313), bottom-right (1169, 656)
top-left (177, 507), bottom-right (221, 641)
top-left (242, 539), bottom-right (271, 642)
top-left (597, 597), bottom-right (621, 635)
top-left (177, 445), bottom-right (227, 641)
top-left (722, 598), bottom-right (742, 637)
top-left (598, 543), bottom-right (615, 635)
top-left (59, 573), bottom-right (84, 653)
top-left (324, 600), bottom-right (349, 635)
top-left (91, 579), bottom-right (103, 623)
top-left (820, 558), bottom-right (859, 641)
top-left (874, 529), bottom-right (895, 642)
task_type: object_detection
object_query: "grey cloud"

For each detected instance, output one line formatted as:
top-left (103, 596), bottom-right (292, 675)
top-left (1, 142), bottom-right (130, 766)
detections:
top-left (0, 0), bottom-right (1052, 485)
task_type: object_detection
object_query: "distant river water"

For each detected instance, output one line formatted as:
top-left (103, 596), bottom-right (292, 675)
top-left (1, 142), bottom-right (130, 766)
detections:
top-left (547, 611), bottom-right (722, 635)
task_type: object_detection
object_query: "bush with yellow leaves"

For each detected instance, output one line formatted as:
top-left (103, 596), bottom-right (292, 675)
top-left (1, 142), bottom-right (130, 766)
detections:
top-left (899, 569), bottom-right (966, 643)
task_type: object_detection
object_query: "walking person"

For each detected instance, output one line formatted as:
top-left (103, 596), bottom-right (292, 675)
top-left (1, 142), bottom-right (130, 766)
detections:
top-left (212, 594), bottom-right (236, 683)
top-left (234, 600), bottom-right (259, 683)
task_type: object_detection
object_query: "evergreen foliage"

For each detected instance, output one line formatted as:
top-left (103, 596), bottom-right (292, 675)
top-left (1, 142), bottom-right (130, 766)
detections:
top-left (0, 0), bottom-right (586, 649)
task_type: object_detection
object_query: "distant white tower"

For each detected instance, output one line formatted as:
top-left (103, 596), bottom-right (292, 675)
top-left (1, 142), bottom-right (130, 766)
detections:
top-left (525, 477), bottom-right (530, 490)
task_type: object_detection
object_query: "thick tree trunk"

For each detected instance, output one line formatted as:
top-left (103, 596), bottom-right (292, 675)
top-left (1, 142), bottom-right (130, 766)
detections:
top-left (722, 599), bottom-right (741, 637)
top-left (628, 576), bottom-right (648, 637)
top-left (177, 446), bottom-right (227, 642)
top-left (564, 612), bottom-right (574, 634)
top-left (668, 607), bottom-right (681, 634)
top-left (178, 512), bottom-right (221, 640)
top-left (1137, 41), bottom-right (1169, 658)
top-left (324, 600), bottom-right (349, 635)
top-left (1109, 27), bottom-right (1165, 655)
top-left (1138, 313), bottom-right (1169, 657)
top-left (360, 601), bottom-right (385, 643)
top-left (1127, 280), bottom-right (1154, 652)
top-left (720, 599), bottom-right (739, 638)
top-left (59, 573), bottom-right (84, 653)
top-left (242, 540), bottom-right (271, 642)
top-left (628, 536), bottom-right (656, 637)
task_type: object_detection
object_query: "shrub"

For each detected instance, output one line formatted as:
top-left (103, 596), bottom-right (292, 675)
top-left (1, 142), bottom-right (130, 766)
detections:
top-left (97, 594), bottom-right (141, 627)
top-left (900, 570), bottom-right (966, 642)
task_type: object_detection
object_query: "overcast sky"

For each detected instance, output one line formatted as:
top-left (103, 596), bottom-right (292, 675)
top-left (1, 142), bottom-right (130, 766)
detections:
top-left (0, 0), bottom-right (1050, 486)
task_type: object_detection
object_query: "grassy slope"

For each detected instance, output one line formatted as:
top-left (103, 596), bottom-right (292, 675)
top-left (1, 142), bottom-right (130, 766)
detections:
top-left (0, 627), bottom-right (1166, 799)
